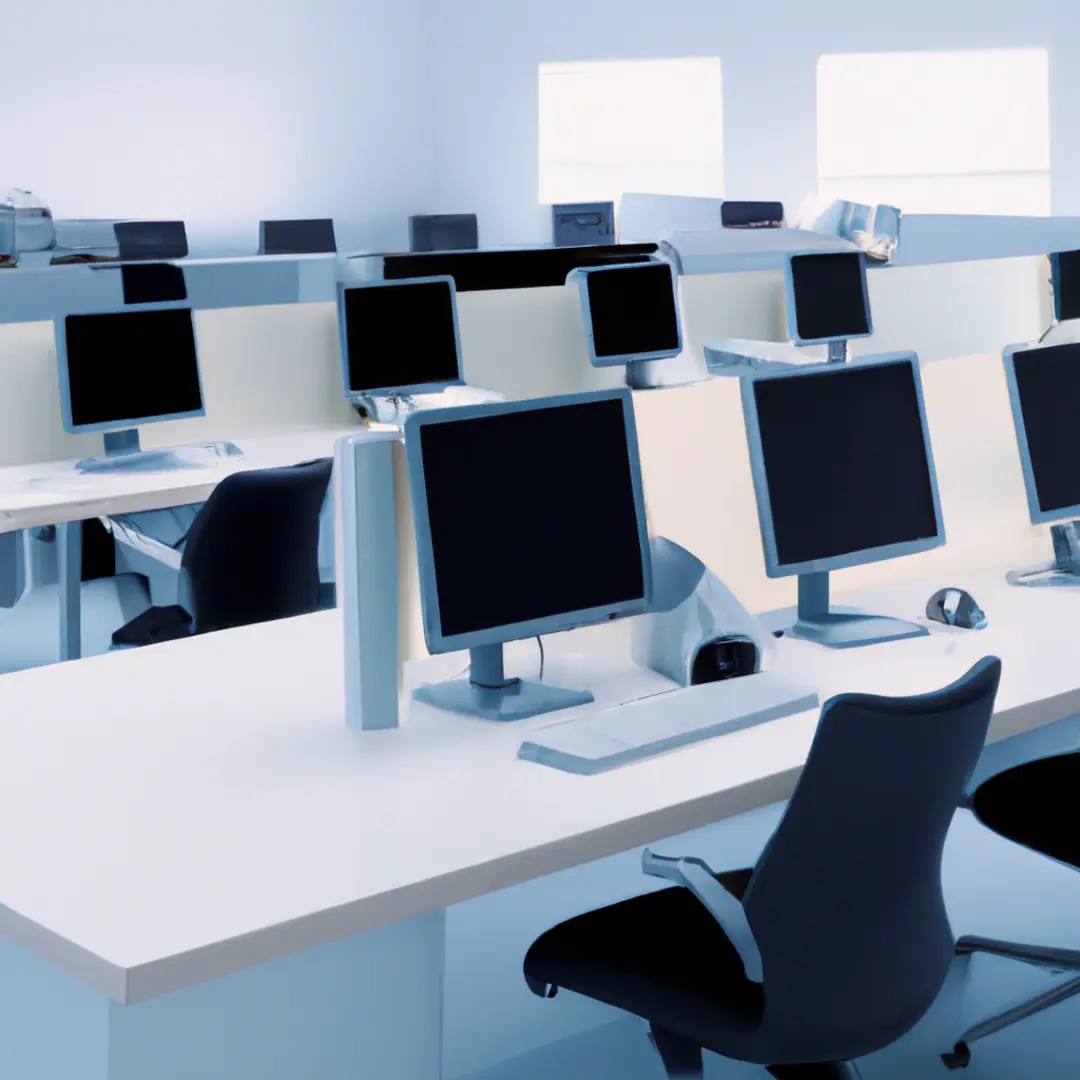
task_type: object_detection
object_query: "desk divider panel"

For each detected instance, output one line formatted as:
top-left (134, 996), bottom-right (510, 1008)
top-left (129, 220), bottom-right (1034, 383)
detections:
top-left (139, 303), bottom-right (359, 449)
top-left (0, 321), bottom-right (101, 467)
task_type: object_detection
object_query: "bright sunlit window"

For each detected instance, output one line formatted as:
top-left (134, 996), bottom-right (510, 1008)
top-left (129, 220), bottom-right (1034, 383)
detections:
top-left (816, 49), bottom-right (1051, 215)
top-left (538, 57), bottom-right (724, 205)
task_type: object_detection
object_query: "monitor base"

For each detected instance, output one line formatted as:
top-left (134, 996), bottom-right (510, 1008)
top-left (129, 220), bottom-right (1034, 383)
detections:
top-left (76, 441), bottom-right (243, 474)
top-left (1006, 565), bottom-right (1080, 588)
top-left (414, 642), bottom-right (593, 722)
top-left (1007, 522), bottom-right (1080, 588)
top-left (789, 611), bottom-right (928, 648)
top-left (353, 386), bottom-right (504, 424)
top-left (414, 678), bottom-right (594, 723)
top-left (792, 571), bottom-right (928, 649)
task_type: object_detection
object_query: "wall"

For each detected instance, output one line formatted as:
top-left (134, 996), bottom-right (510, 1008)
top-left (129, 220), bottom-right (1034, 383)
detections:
top-left (5, 0), bottom-right (438, 256)
top-left (426, 0), bottom-right (1078, 247)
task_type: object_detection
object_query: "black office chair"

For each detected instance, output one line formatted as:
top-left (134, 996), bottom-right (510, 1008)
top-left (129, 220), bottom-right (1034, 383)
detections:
top-left (942, 752), bottom-right (1080, 1070)
top-left (524, 657), bottom-right (1005, 1079)
top-left (112, 458), bottom-right (333, 646)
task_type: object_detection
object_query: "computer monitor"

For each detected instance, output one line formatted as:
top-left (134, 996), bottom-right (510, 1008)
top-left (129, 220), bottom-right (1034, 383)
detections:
top-left (1051, 250), bottom-right (1080, 323)
top-left (1005, 341), bottom-right (1080, 525)
top-left (405, 389), bottom-right (651, 721)
top-left (784, 250), bottom-right (873, 348)
top-left (259, 218), bottom-right (337, 255)
top-left (1001, 341), bottom-right (1080, 586)
top-left (58, 305), bottom-right (205, 436)
top-left (575, 260), bottom-right (682, 369)
top-left (337, 276), bottom-right (463, 402)
top-left (409, 214), bottom-right (479, 253)
top-left (742, 352), bottom-right (944, 647)
top-left (113, 220), bottom-right (189, 261)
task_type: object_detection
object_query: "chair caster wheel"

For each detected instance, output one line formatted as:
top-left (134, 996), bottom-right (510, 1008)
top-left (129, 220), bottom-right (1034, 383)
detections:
top-left (941, 1042), bottom-right (971, 1069)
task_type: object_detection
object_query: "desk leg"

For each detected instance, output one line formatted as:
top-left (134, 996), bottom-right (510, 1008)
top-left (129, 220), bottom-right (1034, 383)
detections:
top-left (0, 910), bottom-right (446, 1080)
top-left (57, 521), bottom-right (82, 662)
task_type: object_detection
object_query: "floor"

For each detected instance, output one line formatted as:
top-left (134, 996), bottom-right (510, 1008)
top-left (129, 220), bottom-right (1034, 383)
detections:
top-left (0, 574), bottom-right (147, 673)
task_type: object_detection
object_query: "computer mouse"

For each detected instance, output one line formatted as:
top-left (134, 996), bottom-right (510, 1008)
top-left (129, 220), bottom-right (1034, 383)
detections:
top-left (925, 588), bottom-right (987, 631)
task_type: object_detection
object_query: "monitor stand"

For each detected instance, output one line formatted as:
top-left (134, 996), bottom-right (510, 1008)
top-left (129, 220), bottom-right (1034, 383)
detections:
top-left (413, 643), bottom-right (594, 722)
top-left (827, 340), bottom-right (848, 364)
top-left (76, 429), bottom-right (242, 475)
top-left (1007, 522), bottom-right (1080, 588)
top-left (789, 571), bottom-right (928, 648)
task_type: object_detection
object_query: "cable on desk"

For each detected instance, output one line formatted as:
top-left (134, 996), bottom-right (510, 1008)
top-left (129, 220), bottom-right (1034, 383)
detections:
top-left (443, 635), bottom-right (546, 685)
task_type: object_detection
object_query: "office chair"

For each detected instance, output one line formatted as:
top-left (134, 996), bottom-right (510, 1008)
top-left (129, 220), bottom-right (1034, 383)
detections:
top-left (524, 657), bottom-right (1004, 1079)
top-left (111, 458), bottom-right (333, 646)
top-left (943, 752), bottom-right (1080, 1070)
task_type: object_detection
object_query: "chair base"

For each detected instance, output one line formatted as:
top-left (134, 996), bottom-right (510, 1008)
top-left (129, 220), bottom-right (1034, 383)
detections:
top-left (767, 1064), bottom-right (863, 1079)
top-left (646, 1027), bottom-right (863, 1080)
top-left (941, 972), bottom-right (1080, 1069)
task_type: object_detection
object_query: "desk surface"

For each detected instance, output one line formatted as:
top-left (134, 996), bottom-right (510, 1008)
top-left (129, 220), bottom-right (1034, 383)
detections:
top-left (0, 568), bottom-right (1074, 1006)
top-left (0, 425), bottom-right (386, 533)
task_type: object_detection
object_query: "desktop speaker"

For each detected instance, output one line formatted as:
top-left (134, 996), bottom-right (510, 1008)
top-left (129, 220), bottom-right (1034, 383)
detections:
top-left (631, 537), bottom-right (776, 686)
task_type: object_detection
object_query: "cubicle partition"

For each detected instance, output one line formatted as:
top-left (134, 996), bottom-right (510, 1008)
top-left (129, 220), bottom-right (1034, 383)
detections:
top-left (0, 235), bottom-right (1063, 663)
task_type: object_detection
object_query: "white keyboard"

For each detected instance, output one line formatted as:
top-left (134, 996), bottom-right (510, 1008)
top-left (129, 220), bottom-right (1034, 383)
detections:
top-left (518, 672), bottom-right (819, 775)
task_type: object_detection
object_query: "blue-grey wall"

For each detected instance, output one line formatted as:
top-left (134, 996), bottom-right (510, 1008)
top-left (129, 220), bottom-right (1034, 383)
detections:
top-left (6, 0), bottom-right (437, 256)
top-left (427, 0), bottom-right (1077, 247)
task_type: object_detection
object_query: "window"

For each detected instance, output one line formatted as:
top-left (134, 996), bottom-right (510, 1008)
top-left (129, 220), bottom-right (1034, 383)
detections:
top-left (538, 58), bottom-right (724, 205)
top-left (816, 49), bottom-right (1051, 215)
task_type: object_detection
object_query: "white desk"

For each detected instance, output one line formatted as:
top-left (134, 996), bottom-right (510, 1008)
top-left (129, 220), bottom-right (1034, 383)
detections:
top-left (0, 425), bottom-right (379, 662)
top-left (0, 567), bottom-right (1074, 1079)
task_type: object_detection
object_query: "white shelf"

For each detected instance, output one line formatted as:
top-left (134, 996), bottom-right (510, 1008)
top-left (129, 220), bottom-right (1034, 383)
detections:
top-left (0, 253), bottom-right (341, 326)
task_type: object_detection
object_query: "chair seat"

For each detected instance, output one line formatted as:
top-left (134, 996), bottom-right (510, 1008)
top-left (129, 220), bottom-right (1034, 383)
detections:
top-left (972, 752), bottom-right (1080, 869)
top-left (524, 868), bottom-right (764, 1055)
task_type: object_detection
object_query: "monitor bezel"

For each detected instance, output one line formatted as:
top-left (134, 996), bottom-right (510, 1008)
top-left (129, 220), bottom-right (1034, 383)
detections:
top-left (337, 275), bottom-right (465, 400)
top-left (574, 259), bottom-right (683, 368)
top-left (783, 250), bottom-right (874, 347)
top-left (1003, 340), bottom-right (1080, 526)
top-left (741, 351), bottom-right (945, 579)
top-left (404, 388), bottom-right (653, 655)
top-left (56, 302), bottom-right (207, 435)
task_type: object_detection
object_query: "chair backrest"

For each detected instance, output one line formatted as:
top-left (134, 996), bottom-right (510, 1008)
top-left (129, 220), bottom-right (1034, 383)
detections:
top-left (181, 458), bottom-right (333, 635)
top-left (742, 656), bottom-right (1001, 1060)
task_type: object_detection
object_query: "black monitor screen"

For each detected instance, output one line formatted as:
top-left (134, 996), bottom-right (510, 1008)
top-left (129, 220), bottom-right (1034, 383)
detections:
top-left (586, 262), bottom-right (680, 360)
top-left (1055, 250), bottom-right (1080, 322)
top-left (63, 308), bottom-right (203, 428)
top-left (1011, 343), bottom-right (1080, 516)
top-left (342, 280), bottom-right (459, 394)
top-left (789, 252), bottom-right (870, 342)
top-left (752, 360), bottom-right (939, 568)
top-left (418, 396), bottom-right (646, 638)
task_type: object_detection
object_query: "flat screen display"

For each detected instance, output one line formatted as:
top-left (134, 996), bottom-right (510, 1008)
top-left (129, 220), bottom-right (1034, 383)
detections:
top-left (751, 359), bottom-right (939, 569)
top-left (417, 396), bottom-right (647, 639)
top-left (1011, 342), bottom-right (1080, 518)
top-left (63, 307), bottom-right (203, 429)
top-left (341, 280), bottom-right (460, 395)
top-left (586, 262), bottom-right (680, 361)
top-left (1054, 250), bottom-right (1080, 322)
top-left (789, 251), bottom-right (871, 343)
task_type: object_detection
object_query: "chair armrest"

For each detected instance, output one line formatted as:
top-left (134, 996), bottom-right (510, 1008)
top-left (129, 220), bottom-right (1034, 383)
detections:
top-left (100, 516), bottom-right (183, 572)
top-left (957, 935), bottom-right (1080, 971)
top-left (642, 848), bottom-right (763, 983)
